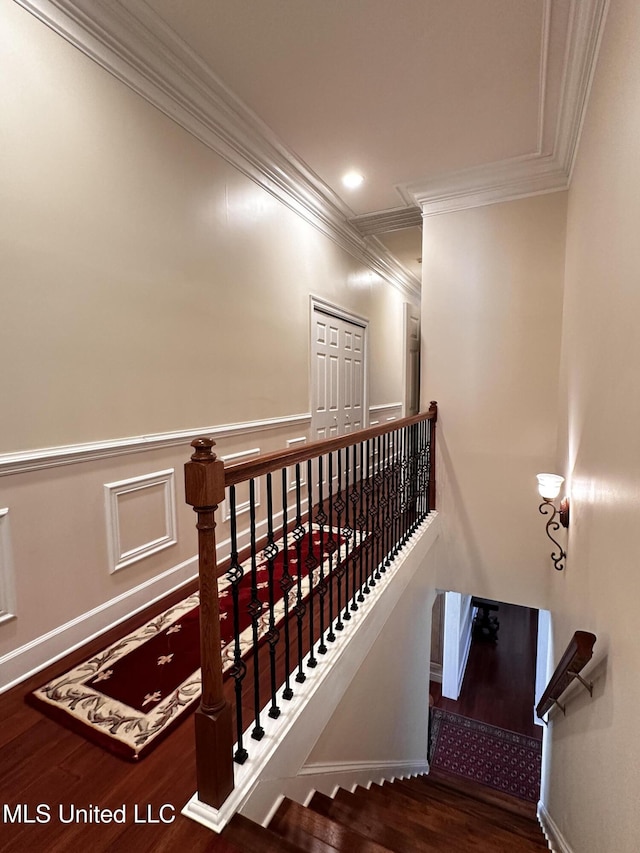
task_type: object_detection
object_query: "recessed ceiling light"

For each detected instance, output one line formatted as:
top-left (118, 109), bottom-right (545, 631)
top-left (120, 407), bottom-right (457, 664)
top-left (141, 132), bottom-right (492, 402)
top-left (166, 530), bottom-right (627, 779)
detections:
top-left (342, 171), bottom-right (364, 189)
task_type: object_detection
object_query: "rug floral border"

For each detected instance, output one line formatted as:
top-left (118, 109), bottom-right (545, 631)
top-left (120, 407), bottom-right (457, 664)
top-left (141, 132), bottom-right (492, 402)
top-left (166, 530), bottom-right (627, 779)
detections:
top-left (28, 527), bottom-right (364, 760)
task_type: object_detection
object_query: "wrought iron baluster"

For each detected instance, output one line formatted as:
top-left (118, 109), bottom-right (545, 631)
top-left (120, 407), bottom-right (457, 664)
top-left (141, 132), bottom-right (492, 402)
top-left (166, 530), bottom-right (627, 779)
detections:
top-left (405, 424), bottom-right (415, 538)
top-left (426, 417), bottom-right (433, 513)
top-left (411, 422), bottom-right (420, 529)
top-left (416, 420), bottom-right (426, 525)
top-left (392, 428), bottom-right (402, 558)
top-left (248, 479), bottom-right (264, 741)
top-left (280, 467), bottom-right (294, 701)
top-left (382, 430), bottom-right (392, 570)
top-left (373, 433), bottom-right (383, 581)
top-left (306, 459), bottom-right (318, 668)
top-left (292, 464), bottom-right (306, 683)
top-left (360, 439), bottom-right (371, 595)
top-left (417, 418), bottom-right (427, 521)
top-left (408, 423), bottom-right (418, 535)
top-left (227, 485), bottom-right (248, 764)
top-left (315, 455), bottom-right (328, 654)
top-left (333, 447), bottom-right (346, 631)
top-left (342, 445), bottom-right (352, 622)
top-left (264, 473), bottom-right (280, 720)
top-left (326, 450), bottom-right (337, 642)
top-left (350, 442), bottom-right (360, 610)
top-left (400, 426), bottom-right (407, 547)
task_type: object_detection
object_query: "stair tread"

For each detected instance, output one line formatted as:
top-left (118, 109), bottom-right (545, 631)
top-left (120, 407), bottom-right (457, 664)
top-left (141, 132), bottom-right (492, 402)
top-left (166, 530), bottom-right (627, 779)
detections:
top-left (364, 782), bottom-right (547, 850)
top-left (394, 780), bottom-right (541, 841)
top-left (426, 769), bottom-right (539, 818)
top-left (270, 797), bottom-right (394, 853)
top-left (310, 790), bottom-right (528, 853)
top-left (391, 778), bottom-right (546, 845)
top-left (331, 786), bottom-right (546, 853)
top-left (222, 813), bottom-right (306, 853)
top-left (308, 791), bottom-right (449, 853)
top-left (408, 773), bottom-right (542, 825)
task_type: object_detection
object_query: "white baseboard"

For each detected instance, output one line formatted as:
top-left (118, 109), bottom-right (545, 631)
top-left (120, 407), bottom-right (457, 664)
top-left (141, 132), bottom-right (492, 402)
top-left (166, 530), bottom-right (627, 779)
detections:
top-left (429, 663), bottom-right (443, 683)
top-left (538, 801), bottom-right (574, 853)
top-left (0, 556), bottom-right (197, 693)
top-left (458, 610), bottom-right (474, 696)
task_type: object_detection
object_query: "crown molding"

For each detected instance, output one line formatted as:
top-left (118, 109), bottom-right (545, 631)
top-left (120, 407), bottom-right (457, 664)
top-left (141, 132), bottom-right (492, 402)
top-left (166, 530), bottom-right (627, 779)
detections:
top-left (15, 0), bottom-right (606, 278)
top-left (411, 154), bottom-right (569, 218)
top-left (15, 0), bottom-right (420, 299)
top-left (350, 206), bottom-right (423, 237)
top-left (406, 0), bottom-right (608, 217)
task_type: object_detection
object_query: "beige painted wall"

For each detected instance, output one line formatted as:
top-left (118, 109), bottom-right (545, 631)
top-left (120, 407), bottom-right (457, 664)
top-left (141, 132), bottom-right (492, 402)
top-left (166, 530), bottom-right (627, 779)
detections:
top-left (546, 0), bottom-right (640, 849)
top-left (1, 2), bottom-right (407, 454)
top-left (307, 559), bottom-right (435, 765)
top-left (0, 3), bottom-right (409, 679)
top-left (420, 192), bottom-right (566, 609)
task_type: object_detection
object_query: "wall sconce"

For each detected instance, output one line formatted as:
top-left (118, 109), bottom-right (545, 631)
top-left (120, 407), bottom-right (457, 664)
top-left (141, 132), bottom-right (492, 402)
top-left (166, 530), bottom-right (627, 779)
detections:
top-left (536, 473), bottom-right (570, 571)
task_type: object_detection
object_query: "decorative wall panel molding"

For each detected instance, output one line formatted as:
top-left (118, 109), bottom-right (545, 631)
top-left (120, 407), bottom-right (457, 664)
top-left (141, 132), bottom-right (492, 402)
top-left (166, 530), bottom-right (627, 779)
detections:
top-left (104, 469), bottom-right (177, 573)
top-left (0, 413), bottom-right (312, 476)
top-left (15, 0), bottom-right (420, 300)
top-left (369, 403), bottom-right (403, 426)
top-left (0, 509), bottom-right (17, 626)
top-left (286, 437), bottom-right (308, 492)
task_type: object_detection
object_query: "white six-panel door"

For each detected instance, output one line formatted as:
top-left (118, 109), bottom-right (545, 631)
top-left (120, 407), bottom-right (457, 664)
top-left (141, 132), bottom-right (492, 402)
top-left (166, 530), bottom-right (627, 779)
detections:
top-left (311, 305), bottom-right (366, 442)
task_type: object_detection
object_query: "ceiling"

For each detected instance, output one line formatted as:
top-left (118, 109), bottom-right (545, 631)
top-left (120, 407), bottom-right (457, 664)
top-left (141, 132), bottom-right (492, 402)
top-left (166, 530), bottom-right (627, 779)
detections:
top-left (23, 0), bottom-right (606, 292)
top-left (146, 0), bottom-right (558, 214)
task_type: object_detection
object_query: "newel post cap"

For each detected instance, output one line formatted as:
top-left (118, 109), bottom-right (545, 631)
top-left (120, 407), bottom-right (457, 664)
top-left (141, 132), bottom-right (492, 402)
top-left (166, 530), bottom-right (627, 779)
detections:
top-left (185, 438), bottom-right (226, 508)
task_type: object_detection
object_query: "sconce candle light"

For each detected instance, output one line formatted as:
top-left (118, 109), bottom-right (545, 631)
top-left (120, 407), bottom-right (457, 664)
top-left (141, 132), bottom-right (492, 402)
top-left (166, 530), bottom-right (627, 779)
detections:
top-left (537, 473), bottom-right (570, 571)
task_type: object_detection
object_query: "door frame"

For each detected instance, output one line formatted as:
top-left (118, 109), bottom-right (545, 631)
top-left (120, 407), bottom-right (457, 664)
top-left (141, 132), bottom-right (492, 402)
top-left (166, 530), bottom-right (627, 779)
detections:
top-left (309, 295), bottom-right (369, 441)
top-left (402, 301), bottom-right (421, 417)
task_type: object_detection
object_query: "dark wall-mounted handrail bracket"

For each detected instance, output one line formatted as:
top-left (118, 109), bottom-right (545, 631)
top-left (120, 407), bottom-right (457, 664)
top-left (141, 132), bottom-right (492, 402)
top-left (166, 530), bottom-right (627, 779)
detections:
top-left (536, 631), bottom-right (597, 720)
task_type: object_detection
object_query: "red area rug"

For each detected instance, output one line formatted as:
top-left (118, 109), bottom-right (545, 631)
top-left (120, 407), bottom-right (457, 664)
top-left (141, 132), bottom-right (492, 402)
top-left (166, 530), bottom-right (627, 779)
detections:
top-left (28, 527), bottom-right (354, 761)
top-left (429, 708), bottom-right (542, 803)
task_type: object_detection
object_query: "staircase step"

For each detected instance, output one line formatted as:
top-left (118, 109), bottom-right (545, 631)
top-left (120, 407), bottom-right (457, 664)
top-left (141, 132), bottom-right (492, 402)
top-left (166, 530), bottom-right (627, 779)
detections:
top-left (333, 786), bottom-right (545, 853)
top-left (363, 782), bottom-right (548, 851)
top-left (401, 774), bottom-right (547, 844)
top-left (308, 790), bottom-right (467, 853)
top-left (269, 797), bottom-right (394, 853)
top-left (426, 768), bottom-right (538, 818)
top-left (390, 779), bottom-right (548, 849)
top-left (222, 813), bottom-right (306, 852)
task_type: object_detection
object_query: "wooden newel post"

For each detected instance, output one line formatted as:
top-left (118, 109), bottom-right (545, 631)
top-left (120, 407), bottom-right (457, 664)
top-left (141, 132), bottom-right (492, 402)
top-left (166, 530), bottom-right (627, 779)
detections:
top-left (184, 438), bottom-right (234, 809)
top-left (428, 401), bottom-right (437, 510)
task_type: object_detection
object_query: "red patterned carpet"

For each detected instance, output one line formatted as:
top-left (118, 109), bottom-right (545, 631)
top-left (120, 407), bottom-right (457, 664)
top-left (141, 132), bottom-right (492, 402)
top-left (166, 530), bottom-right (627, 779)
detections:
top-left (28, 527), bottom-right (355, 760)
top-left (430, 708), bottom-right (542, 803)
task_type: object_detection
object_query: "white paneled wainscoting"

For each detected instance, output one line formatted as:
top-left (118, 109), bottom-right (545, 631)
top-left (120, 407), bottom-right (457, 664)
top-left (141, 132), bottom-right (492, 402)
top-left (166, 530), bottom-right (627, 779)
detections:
top-left (0, 404), bottom-right (400, 692)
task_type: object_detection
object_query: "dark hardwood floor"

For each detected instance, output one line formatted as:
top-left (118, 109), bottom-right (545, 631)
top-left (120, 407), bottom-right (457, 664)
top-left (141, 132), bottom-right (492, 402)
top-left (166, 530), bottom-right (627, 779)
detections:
top-left (431, 600), bottom-right (542, 740)
top-left (0, 579), bottom-right (240, 852)
top-left (0, 536), bottom-right (387, 852)
top-left (1, 539), bottom-right (537, 851)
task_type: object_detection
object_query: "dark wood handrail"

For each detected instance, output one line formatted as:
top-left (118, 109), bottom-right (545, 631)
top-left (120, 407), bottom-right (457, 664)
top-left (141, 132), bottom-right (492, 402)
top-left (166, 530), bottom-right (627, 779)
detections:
top-left (536, 631), bottom-right (596, 719)
top-left (224, 403), bottom-right (438, 486)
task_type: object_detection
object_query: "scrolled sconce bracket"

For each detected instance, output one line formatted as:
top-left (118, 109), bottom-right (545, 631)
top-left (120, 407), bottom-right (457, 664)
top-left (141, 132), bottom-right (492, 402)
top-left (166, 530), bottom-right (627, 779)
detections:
top-left (539, 500), bottom-right (567, 571)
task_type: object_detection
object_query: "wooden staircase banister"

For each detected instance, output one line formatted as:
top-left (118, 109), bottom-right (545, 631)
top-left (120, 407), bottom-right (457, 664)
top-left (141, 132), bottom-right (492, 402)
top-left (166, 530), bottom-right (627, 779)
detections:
top-left (184, 402), bottom-right (438, 814)
top-left (224, 403), bottom-right (438, 486)
top-left (536, 630), bottom-right (596, 719)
